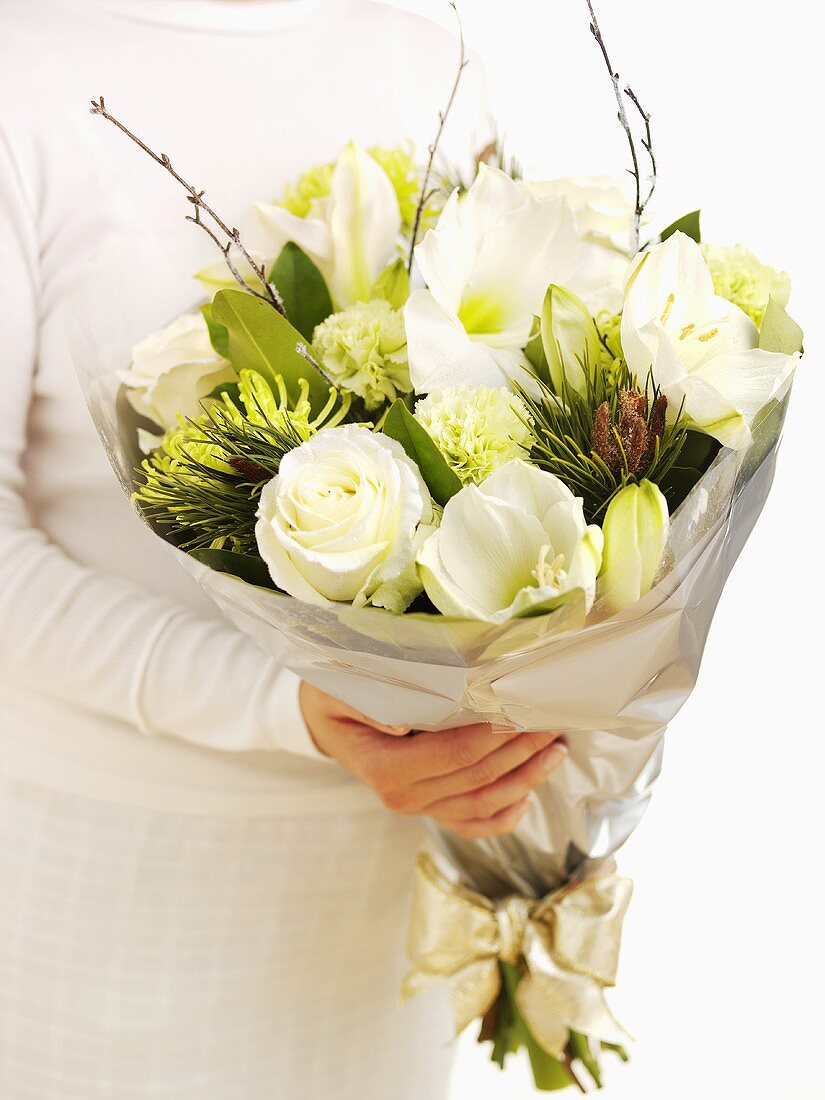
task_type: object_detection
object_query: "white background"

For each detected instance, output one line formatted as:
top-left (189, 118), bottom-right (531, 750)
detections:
top-left (380, 1), bottom-right (824, 1097)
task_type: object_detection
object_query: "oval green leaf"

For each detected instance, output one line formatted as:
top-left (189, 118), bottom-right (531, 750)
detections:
top-left (211, 289), bottom-right (331, 415)
top-left (381, 399), bottom-right (462, 506)
top-left (268, 242), bottom-right (333, 341)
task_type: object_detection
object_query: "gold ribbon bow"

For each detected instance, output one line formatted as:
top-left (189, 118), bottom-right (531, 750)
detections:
top-left (401, 853), bottom-right (633, 1061)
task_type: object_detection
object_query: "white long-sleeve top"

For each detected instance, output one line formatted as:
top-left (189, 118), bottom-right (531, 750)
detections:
top-left (0, 0), bottom-right (491, 815)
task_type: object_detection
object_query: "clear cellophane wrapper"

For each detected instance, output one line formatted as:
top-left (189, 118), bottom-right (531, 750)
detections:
top-left (69, 241), bottom-right (790, 898)
top-left (177, 414), bottom-right (784, 896)
top-left (70, 240), bottom-right (791, 1074)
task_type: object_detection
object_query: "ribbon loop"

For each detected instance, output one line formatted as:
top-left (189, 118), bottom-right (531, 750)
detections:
top-left (403, 853), bottom-right (633, 1061)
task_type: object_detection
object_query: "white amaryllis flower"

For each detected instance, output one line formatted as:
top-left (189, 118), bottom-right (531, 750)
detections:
top-left (527, 176), bottom-right (638, 254)
top-left (526, 175), bottom-right (641, 311)
top-left (120, 312), bottom-right (234, 432)
top-left (621, 233), bottom-right (797, 450)
top-left (241, 143), bottom-right (401, 310)
top-left (404, 166), bottom-right (588, 394)
top-left (417, 460), bottom-right (603, 624)
top-left (256, 426), bottom-right (432, 613)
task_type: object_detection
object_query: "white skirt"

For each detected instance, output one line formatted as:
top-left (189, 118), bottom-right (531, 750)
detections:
top-left (0, 776), bottom-right (455, 1099)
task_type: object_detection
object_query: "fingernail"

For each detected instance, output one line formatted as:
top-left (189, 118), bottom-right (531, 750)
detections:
top-left (541, 743), bottom-right (568, 770)
top-left (378, 724), bottom-right (413, 736)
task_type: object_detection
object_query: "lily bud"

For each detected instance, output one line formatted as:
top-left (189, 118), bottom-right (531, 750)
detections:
top-left (599, 480), bottom-right (669, 613)
top-left (540, 284), bottom-right (604, 396)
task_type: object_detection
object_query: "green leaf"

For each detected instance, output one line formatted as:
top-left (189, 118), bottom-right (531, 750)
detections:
top-left (658, 430), bottom-right (720, 512)
top-left (200, 302), bottom-right (230, 359)
top-left (211, 289), bottom-right (331, 415)
top-left (677, 429), bottom-right (721, 472)
top-left (759, 297), bottom-right (804, 354)
top-left (381, 400), bottom-right (462, 507)
top-left (373, 258), bottom-right (411, 310)
top-left (660, 210), bottom-right (702, 244)
top-left (189, 548), bottom-right (276, 590)
top-left (268, 242), bottom-right (333, 341)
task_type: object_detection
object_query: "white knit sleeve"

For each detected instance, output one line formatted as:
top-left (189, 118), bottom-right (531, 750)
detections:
top-left (0, 126), bottom-right (326, 762)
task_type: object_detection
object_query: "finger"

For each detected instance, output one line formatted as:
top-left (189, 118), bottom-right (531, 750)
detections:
top-left (436, 796), bottom-right (532, 840)
top-left (426, 741), bottom-right (569, 822)
top-left (411, 730), bottom-right (564, 806)
top-left (357, 719), bottom-right (412, 736)
top-left (385, 722), bottom-right (520, 783)
top-left (333, 703), bottom-right (412, 737)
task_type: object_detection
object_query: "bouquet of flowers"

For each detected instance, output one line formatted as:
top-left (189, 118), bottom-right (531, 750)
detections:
top-left (73, 3), bottom-right (802, 1091)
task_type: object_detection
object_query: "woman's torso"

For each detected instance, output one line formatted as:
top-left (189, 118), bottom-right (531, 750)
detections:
top-left (0, 0), bottom-right (490, 816)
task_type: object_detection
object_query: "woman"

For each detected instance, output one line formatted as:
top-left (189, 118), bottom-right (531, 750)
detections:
top-left (0, 1), bottom-right (568, 1096)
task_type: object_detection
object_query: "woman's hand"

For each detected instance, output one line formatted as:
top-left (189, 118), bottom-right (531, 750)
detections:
top-left (300, 682), bottom-right (568, 840)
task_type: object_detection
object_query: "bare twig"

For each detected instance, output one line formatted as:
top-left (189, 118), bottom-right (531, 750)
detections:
top-left (624, 84), bottom-right (657, 209)
top-left (295, 342), bottom-right (336, 391)
top-left (89, 96), bottom-right (286, 315)
top-left (407, 1), bottom-right (469, 274)
top-left (583, 2), bottom-right (656, 254)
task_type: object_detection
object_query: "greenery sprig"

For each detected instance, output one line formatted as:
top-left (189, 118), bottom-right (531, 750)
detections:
top-left (514, 360), bottom-right (687, 523)
top-left (134, 372), bottom-right (347, 551)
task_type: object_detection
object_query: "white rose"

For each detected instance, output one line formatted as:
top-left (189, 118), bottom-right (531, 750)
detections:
top-left (256, 425), bottom-right (432, 612)
top-left (121, 312), bottom-right (235, 431)
top-left (417, 460), bottom-right (603, 624)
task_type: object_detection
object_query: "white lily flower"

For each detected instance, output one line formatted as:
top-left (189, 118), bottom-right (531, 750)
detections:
top-left (404, 166), bottom-right (589, 395)
top-left (239, 143), bottom-right (401, 310)
top-left (621, 233), bottom-right (797, 450)
top-left (416, 460), bottom-right (604, 624)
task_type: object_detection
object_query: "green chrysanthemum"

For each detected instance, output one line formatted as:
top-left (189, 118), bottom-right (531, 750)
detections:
top-left (701, 242), bottom-right (791, 327)
top-left (279, 145), bottom-right (436, 238)
top-left (134, 370), bottom-right (347, 550)
top-left (312, 299), bottom-right (411, 411)
top-left (280, 162), bottom-right (335, 220)
top-left (414, 386), bottom-right (533, 486)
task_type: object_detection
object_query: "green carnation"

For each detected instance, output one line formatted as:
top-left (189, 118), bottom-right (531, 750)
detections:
top-left (312, 300), bottom-right (410, 411)
top-left (414, 386), bottom-right (533, 485)
top-left (701, 242), bottom-right (791, 326)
